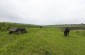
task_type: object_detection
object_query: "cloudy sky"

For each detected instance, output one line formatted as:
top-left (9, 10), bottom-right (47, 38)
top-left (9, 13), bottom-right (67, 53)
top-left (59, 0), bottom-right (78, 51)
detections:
top-left (0, 0), bottom-right (85, 25)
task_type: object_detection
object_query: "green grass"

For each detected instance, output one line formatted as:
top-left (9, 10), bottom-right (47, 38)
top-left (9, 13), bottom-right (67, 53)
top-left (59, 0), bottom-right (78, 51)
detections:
top-left (0, 28), bottom-right (85, 55)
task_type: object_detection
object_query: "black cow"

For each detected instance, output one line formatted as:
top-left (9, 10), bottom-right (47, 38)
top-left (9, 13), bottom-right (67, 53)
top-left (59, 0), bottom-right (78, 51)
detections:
top-left (9, 27), bottom-right (26, 34)
top-left (40, 26), bottom-right (42, 28)
top-left (64, 27), bottom-right (70, 36)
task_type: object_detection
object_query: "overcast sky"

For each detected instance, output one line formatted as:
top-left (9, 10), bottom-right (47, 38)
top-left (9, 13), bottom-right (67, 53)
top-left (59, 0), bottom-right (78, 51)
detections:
top-left (0, 0), bottom-right (85, 25)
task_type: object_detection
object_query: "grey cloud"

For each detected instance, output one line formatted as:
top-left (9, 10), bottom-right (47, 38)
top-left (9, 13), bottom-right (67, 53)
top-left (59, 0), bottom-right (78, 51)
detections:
top-left (0, 0), bottom-right (85, 25)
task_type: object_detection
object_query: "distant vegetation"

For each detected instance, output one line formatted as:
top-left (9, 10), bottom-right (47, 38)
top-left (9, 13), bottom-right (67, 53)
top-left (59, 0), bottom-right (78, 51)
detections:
top-left (44, 24), bottom-right (85, 30)
top-left (0, 22), bottom-right (85, 31)
top-left (0, 22), bottom-right (40, 31)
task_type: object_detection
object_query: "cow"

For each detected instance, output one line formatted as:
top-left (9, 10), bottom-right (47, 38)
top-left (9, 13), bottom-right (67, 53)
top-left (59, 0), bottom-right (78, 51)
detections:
top-left (9, 27), bottom-right (26, 34)
top-left (64, 27), bottom-right (70, 36)
top-left (40, 26), bottom-right (42, 28)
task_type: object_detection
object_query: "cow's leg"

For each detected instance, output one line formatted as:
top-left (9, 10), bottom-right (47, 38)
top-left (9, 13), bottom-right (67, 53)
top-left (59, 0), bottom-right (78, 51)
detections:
top-left (18, 30), bottom-right (21, 34)
top-left (65, 32), bottom-right (68, 36)
top-left (64, 31), bottom-right (67, 36)
top-left (9, 31), bottom-right (13, 34)
top-left (67, 32), bottom-right (69, 36)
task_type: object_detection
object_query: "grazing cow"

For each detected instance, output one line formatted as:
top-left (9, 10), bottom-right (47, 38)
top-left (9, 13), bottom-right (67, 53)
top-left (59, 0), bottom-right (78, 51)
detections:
top-left (40, 26), bottom-right (42, 28)
top-left (9, 27), bottom-right (26, 34)
top-left (64, 27), bottom-right (70, 36)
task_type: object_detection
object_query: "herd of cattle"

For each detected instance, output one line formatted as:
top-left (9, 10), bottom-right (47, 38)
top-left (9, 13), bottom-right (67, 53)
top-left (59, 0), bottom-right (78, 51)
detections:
top-left (9, 27), bottom-right (27, 34)
top-left (8, 27), bottom-right (70, 36)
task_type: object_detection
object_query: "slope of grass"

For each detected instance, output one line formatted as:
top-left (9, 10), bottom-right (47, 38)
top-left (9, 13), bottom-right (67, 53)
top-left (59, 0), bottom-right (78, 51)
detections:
top-left (0, 28), bottom-right (85, 55)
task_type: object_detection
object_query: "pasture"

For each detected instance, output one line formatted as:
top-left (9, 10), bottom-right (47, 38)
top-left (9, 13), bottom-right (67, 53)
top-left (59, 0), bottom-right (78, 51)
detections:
top-left (0, 28), bottom-right (85, 55)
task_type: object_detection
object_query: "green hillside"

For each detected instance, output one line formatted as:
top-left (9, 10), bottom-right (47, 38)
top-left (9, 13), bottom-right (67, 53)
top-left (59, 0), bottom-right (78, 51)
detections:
top-left (0, 28), bottom-right (85, 55)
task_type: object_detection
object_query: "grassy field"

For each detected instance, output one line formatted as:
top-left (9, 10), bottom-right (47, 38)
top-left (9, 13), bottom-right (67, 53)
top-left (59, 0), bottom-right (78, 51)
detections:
top-left (0, 28), bottom-right (85, 55)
